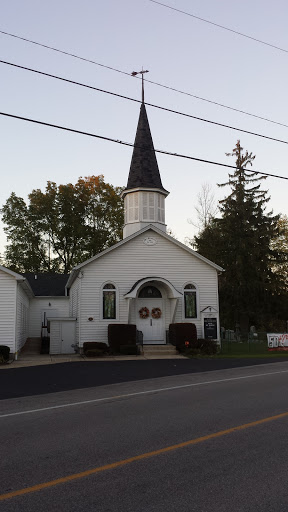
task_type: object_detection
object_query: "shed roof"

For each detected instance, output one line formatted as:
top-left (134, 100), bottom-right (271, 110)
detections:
top-left (23, 273), bottom-right (69, 296)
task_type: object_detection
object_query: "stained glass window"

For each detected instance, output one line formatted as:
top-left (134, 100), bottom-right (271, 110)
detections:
top-left (184, 284), bottom-right (197, 318)
top-left (103, 284), bottom-right (116, 319)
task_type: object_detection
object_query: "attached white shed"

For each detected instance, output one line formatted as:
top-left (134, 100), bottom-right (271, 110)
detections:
top-left (49, 317), bottom-right (76, 354)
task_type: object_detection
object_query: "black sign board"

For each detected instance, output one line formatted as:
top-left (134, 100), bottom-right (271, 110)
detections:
top-left (204, 318), bottom-right (217, 339)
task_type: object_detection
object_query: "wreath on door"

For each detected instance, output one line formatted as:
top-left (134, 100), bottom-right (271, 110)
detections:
top-left (139, 307), bottom-right (149, 319)
top-left (151, 307), bottom-right (162, 319)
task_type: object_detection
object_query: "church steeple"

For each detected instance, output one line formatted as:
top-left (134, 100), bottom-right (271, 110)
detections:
top-left (122, 95), bottom-right (169, 238)
top-left (125, 103), bottom-right (168, 193)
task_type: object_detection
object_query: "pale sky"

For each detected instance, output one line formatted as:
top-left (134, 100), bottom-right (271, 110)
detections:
top-left (1, 0), bottom-right (288, 255)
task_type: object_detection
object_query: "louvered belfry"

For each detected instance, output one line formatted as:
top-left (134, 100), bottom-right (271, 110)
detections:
top-left (122, 103), bottom-right (169, 238)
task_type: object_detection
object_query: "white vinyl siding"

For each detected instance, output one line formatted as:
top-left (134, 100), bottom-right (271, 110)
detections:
top-left (49, 321), bottom-right (61, 354)
top-left (28, 297), bottom-right (69, 338)
top-left (0, 270), bottom-right (17, 352)
top-left (75, 229), bottom-right (219, 346)
top-left (69, 277), bottom-right (80, 345)
top-left (16, 284), bottom-right (29, 352)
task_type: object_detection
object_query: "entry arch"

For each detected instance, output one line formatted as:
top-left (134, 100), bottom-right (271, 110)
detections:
top-left (125, 277), bottom-right (182, 342)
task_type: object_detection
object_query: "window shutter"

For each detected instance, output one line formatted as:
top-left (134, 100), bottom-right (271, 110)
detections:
top-left (149, 193), bottom-right (155, 220)
top-left (124, 196), bottom-right (127, 224)
top-left (127, 193), bottom-right (139, 222)
top-left (143, 193), bottom-right (148, 220)
top-left (128, 194), bottom-right (134, 222)
top-left (158, 195), bottom-right (165, 223)
top-left (134, 193), bottom-right (139, 221)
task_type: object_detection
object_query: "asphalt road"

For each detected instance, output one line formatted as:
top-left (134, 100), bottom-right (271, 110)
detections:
top-left (0, 357), bottom-right (286, 400)
top-left (2, 360), bottom-right (288, 511)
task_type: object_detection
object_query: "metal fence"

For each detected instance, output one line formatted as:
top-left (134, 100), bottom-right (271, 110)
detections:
top-left (220, 331), bottom-right (268, 355)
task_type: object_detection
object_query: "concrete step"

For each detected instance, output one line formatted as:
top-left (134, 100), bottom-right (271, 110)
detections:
top-left (144, 350), bottom-right (177, 356)
top-left (143, 344), bottom-right (176, 350)
top-left (21, 338), bottom-right (42, 354)
top-left (142, 344), bottom-right (178, 356)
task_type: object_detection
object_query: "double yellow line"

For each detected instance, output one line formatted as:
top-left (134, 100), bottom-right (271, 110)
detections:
top-left (1, 410), bottom-right (288, 502)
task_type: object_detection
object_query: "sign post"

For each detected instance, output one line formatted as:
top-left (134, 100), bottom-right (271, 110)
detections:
top-left (204, 318), bottom-right (217, 339)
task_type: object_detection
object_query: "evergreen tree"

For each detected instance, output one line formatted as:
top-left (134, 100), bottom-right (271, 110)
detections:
top-left (270, 215), bottom-right (288, 292)
top-left (195, 141), bottom-right (280, 330)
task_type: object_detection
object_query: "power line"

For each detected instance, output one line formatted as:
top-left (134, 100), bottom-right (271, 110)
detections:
top-left (2, 59), bottom-right (288, 147)
top-left (1, 111), bottom-right (287, 182)
top-left (148, 0), bottom-right (288, 54)
top-left (0, 28), bottom-right (287, 129)
top-left (0, 29), bottom-right (131, 78)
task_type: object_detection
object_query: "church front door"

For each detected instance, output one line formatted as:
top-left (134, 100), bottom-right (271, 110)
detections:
top-left (137, 298), bottom-right (165, 344)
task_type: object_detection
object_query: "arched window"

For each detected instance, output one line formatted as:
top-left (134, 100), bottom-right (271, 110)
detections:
top-left (184, 284), bottom-right (197, 318)
top-left (138, 286), bottom-right (162, 298)
top-left (103, 283), bottom-right (116, 319)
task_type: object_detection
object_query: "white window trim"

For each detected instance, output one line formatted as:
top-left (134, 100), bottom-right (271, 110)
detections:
top-left (100, 281), bottom-right (119, 322)
top-left (182, 281), bottom-right (199, 321)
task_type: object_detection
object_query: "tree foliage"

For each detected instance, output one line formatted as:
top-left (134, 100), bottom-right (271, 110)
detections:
top-left (1, 175), bottom-right (124, 273)
top-left (194, 141), bottom-right (282, 330)
top-left (270, 215), bottom-right (288, 291)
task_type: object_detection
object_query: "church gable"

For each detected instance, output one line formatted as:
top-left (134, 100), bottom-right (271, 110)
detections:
top-left (70, 227), bottom-right (221, 346)
top-left (72, 225), bottom-right (222, 279)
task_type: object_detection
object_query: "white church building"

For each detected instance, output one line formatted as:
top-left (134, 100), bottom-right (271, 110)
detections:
top-left (0, 101), bottom-right (223, 357)
top-left (65, 102), bottom-right (223, 351)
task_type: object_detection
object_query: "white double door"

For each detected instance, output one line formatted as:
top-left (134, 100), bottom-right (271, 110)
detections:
top-left (137, 299), bottom-right (165, 344)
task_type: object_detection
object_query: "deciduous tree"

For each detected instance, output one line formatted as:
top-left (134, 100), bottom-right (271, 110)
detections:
top-left (1, 175), bottom-right (124, 273)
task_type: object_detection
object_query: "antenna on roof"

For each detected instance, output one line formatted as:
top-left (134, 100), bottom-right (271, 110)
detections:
top-left (131, 68), bottom-right (149, 103)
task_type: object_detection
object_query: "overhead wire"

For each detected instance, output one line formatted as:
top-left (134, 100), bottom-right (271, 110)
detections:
top-left (148, 0), bottom-right (288, 55)
top-left (1, 59), bottom-right (288, 146)
top-left (1, 111), bottom-right (287, 181)
top-left (0, 29), bottom-right (287, 129)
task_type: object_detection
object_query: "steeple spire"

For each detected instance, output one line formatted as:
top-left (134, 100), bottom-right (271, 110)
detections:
top-left (125, 103), bottom-right (168, 192)
top-left (122, 74), bottom-right (169, 238)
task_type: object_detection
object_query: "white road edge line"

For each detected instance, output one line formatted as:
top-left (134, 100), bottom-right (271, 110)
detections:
top-left (2, 368), bottom-right (288, 419)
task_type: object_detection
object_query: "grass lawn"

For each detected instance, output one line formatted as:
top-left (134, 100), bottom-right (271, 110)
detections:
top-left (217, 341), bottom-right (288, 358)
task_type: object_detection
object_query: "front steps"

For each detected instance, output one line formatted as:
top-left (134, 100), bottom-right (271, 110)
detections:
top-left (142, 343), bottom-right (179, 357)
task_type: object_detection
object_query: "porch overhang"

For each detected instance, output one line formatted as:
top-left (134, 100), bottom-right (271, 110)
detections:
top-left (124, 277), bottom-right (182, 299)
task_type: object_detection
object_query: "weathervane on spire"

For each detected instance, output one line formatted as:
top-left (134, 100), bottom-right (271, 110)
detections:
top-left (131, 68), bottom-right (149, 103)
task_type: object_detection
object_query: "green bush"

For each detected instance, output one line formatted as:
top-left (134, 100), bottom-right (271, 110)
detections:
top-left (83, 342), bottom-right (109, 354)
top-left (197, 338), bottom-right (218, 355)
top-left (85, 349), bottom-right (106, 358)
top-left (179, 338), bottom-right (218, 357)
top-left (169, 323), bottom-right (197, 348)
top-left (119, 345), bottom-right (139, 355)
top-left (0, 345), bottom-right (10, 363)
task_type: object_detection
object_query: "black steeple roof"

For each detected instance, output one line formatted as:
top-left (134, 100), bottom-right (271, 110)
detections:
top-left (125, 103), bottom-right (168, 194)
